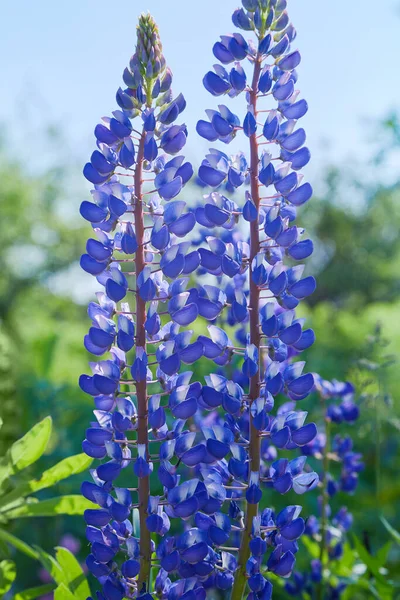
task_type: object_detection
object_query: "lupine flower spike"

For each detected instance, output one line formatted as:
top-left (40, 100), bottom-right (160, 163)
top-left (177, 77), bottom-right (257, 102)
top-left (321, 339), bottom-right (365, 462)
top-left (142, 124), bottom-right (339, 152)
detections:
top-left (285, 377), bottom-right (363, 599)
top-left (196, 0), bottom-right (318, 597)
top-left (78, 13), bottom-right (212, 600)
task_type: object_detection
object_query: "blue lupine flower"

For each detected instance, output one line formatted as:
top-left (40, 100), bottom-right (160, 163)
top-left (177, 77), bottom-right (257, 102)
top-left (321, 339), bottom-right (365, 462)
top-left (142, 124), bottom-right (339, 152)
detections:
top-left (195, 1), bottom-right (320, 595)
top-left (286, 376), bottom-right (363, 597)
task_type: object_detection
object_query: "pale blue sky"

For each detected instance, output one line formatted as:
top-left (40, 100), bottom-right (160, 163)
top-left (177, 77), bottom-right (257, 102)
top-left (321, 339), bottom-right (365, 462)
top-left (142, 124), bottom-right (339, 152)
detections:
top-left (1, 0), bottom-right (399, 174)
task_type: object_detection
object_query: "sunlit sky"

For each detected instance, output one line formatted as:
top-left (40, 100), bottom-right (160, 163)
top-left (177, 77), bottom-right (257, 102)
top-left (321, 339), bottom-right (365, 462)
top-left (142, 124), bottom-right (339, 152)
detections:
top-left (1, 0), bottom-right (399, 175)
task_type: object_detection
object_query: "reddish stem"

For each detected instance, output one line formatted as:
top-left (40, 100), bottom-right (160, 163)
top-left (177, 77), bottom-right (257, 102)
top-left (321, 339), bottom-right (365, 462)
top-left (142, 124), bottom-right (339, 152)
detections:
top-left (134, 126), bottom-right (152, 592)
top-left (231, 53), bottom-right (262, 600)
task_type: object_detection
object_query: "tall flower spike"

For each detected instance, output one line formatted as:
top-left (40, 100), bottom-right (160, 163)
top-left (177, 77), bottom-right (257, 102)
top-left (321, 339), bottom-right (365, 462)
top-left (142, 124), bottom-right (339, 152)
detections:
top-left (196, 1), bottom-right (318, 597)
top-left (78, 13), bottom-right (220, 600)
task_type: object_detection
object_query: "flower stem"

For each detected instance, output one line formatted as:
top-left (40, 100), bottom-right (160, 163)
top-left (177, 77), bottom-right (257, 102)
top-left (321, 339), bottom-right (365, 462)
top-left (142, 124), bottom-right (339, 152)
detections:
top-left (135, 125), bottom-right (151, 592)
top-left (231, 53), bottom-right (262, 600)
top-left (317, 412), bottom-right (331, 600)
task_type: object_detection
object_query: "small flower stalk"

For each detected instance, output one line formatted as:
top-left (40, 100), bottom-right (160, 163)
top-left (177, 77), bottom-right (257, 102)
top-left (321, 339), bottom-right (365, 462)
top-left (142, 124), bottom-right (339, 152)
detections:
top-left (285, 377), bottom-right (363, 599)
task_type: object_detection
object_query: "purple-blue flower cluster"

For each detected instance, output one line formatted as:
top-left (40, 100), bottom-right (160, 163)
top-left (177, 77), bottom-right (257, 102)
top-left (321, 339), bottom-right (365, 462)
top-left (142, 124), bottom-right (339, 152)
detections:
top-left (79, 4), bottom-right (323, 599)
top-left (195, 0), bottom-right (319, 597)
top-left (285, 377), bottom-right (364, 599)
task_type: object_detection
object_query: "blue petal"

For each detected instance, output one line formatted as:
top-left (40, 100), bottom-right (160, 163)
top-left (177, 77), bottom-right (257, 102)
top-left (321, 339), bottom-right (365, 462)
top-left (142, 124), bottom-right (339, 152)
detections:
top-left (95, 124), bottom-right (118, 146)
top-left (282, 99), bottom-right (308, 120)
top-left (169, 213), bottom-right (196, 237)
top-left (203, 72), bottom-right (231, 96)
top-left (97, 461), bottom-right (121, 482)
top-left (91, 151), bottom-right (114, 175)
top-left (171, 303), bottom-right (199, 326)
top-left (281, 128), bottom-right (306, 151)
top-left (181, 444), bottom-right (206, 466)
top-left (212, 113), bottom-right (233, 137)
top-left (204, 204), bottom-right (229, 225)
top-left (106, 279), bottom-right (127, 302)
top-left (199, 165), bottom-right (226, 187)
top-left (259, 163), bottom-right (275, 186)
top-left (291, 423), bottom-right (317, 446)
top-left (197, 120), bottom-right (218, 141)
top-left (243, 112), bottom-right (257, 137)
top-left (180, 341), bottom-right (204, 363)
top-left (288, 239), bottom-right (313, 260)
top-left (80, 254), bottom-right (107, 275)
top-left (289, 276), bottom-right (316, 299)
top-left (159, 177), bottom-right (183, 200)
top-left (287, 182), bottom-right (313, 206)
top-left (279, 51), bottom-right (301, 71)
top-left (80, 201), bottom-right (107, 223)
top-left (279, 323), bottom-right (302, 345)
top-left (288, 373), bottom-right (314, 396)
top-left (243, 199), bottom-right (258, 222)
top-left (213, 41), bottom-right (235, 64)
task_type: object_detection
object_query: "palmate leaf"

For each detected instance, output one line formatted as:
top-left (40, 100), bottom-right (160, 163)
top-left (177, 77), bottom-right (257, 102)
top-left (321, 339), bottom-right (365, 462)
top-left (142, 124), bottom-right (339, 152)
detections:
top-left (352, 534), bottom-right (393, 588)
top-left (0, 417), bottom-right (52, 490)
top-left (0, 532), bottom-right (90, 599)
top-left (0, 559), bottom-right (16, 594)
top-left (3, 494), bottom-right (95, 519)
top-left (0, 453), bottom-right (92, 511)
top-left (14, 583), bottom-right (57, 600)
top-left (54, 583), bottom-right (77, 600)
top-left (55, 546), bottom-right (91, 599)
top-left (34, 546), bottom-right (90, 599)
top-left (300, 534), bottom-right (320, 558)
top-left (342, 578), bottom-right (382, 600)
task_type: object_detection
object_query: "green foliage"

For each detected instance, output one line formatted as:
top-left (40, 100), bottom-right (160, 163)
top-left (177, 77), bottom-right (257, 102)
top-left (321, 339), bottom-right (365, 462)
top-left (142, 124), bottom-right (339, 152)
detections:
top-left (0, 559), bottom-right (16, 595)
top-left (14, 584), bottom-right (57, 599)
top-left (296, 536), bottom-right (397, 600)
top-left (0, 417), bottom-right (52, 490)
top-left (0, 417), bottom-right (93, 597)
top-left (381, 517), bottom-right (400, 544)
top-left (0, 417), bottom-right (93, 524)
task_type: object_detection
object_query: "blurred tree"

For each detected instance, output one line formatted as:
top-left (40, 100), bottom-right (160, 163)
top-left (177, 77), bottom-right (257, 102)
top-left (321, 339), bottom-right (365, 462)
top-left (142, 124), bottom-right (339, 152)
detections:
top-left (301, 172), bottom-right (400, 308)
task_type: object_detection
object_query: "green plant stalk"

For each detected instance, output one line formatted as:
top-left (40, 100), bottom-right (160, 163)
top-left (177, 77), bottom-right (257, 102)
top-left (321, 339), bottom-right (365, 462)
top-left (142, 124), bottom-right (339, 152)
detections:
top-left (375, 373), bottom-right (382, 505)
top-left (0, 527), bottom-right (39, 561)
top-left (317, 415), bottom-right (331, 600)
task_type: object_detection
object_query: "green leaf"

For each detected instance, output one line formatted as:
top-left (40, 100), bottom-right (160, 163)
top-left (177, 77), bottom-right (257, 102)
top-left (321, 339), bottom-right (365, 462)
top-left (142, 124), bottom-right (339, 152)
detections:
top-left (376, 581), bottom-right (395, 600)
top-left (0, 417), bottom-right (52, 489)
top-left (342, 579), bottom-right (382, 600)
top-left (4, 495), bottom-right (95, 519)
top-left (0, 559), bottom-right (16, 594)
top-left (300, 535), bottom-right (320, 559)
top-left (0, 527), bottom-right (39, 561)
top-left (14, 583), bottom-right (57, 600)
top-left (375, 540), bottom-right (392, 567)
top-left (352, 534), bottom-right (392, 588)
top-left (381, 516), bottom-right (400, 544)
top-left (54, 583), bottom-right (76, 600)
top-left (32, 546), bottom-right (65, 586)
top-left (332, 542), bottom-right (357, 576)
top-left (55, 546), bottom-right (90, 599)
top-left (0, 453), bottom-right (92, 510)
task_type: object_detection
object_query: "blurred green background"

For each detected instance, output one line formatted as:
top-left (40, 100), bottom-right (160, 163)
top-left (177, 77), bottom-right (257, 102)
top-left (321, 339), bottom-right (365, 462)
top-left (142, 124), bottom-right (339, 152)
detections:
top-left (1, 0), bottom-right (400, 596)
